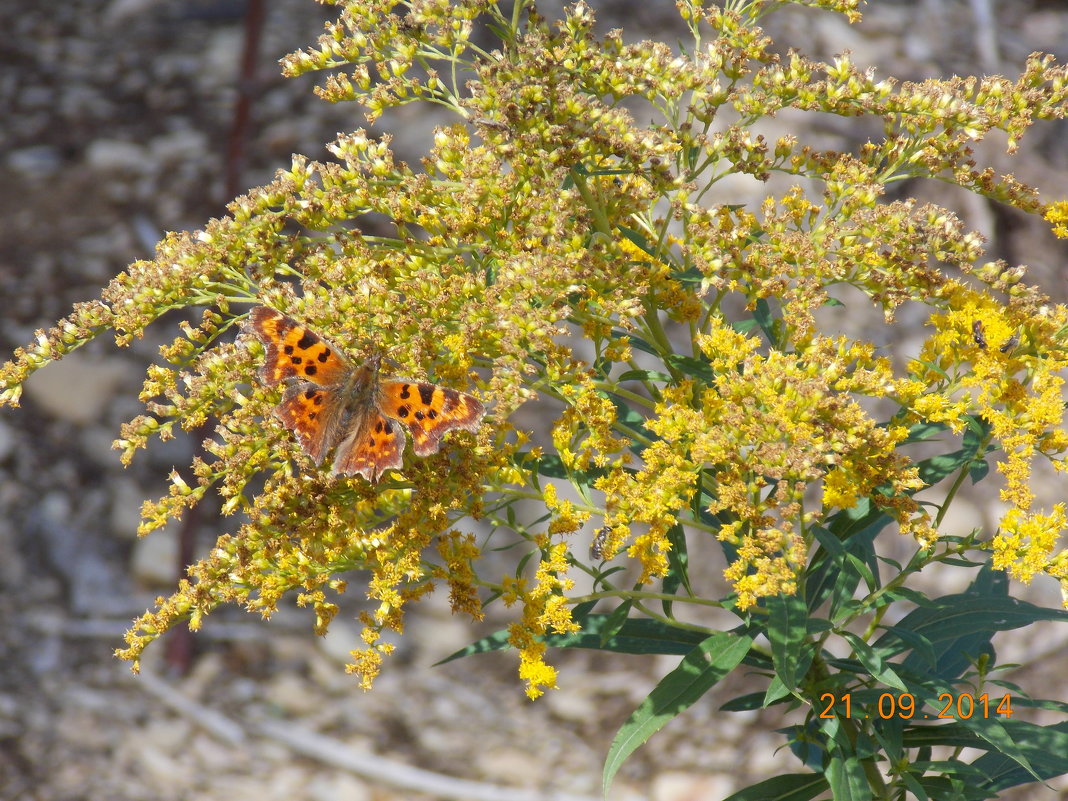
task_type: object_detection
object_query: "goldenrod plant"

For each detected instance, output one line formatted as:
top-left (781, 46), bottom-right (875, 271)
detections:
top-left (4, 0), bottom-right (1068, 796)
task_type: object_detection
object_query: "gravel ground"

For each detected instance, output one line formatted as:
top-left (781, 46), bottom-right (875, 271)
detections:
top-left (3, 1), bottom-right (1068, 800)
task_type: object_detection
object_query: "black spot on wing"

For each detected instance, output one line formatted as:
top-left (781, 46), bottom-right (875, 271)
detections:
top-left (297, 331), bottom-right (317, 351)
top-left (418, 384), bottom-right (435, 405)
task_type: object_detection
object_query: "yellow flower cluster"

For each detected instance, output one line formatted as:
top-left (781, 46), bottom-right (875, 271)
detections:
top-left (993, 505), bottom-right (1068, 584)
top-left (505, 539), bottom-right (580, 698)
top-left (7, 0), bottom-right (1068, 705)
top-left (915, 282), bottom-right (1068, 578)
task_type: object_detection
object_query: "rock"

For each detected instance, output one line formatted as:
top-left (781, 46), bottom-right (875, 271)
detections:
top-left (317, 619), bottom-right (369, 666)
top-left (544, 684), bottom-right (597, 724)
top-left (79, 426), bottom-right (123, 468)
top-left (406, 610), bottom-right (473, 666)
top-left (0, 420), bottom-right (15, 461)
top-left (201, 29), bottom-right (243, 86)
top-left (6, 146), bottom-right (63, 177)
top-left (264, 672), bottom-right (324, 717)
top-left (129, 526), bottom-right (179, 586)
top-left (84, 139), bottom-right (148, 173)
top-left (307, 772), bottom-right (372, 801)
top-left (22, 353), bottom-right (133, 425)
top-left (473, 745), bottom-right (544, 787)
top-left (103, 0), bottom-right (159, 26)
top-left (149, 129), bottom-right (208, 164)
top-left (110, 478), bottom-right (148, 540)
top-left (30, 490), bottom-right (133, 615)
top-left (651, 771), bottom-right (736, 801)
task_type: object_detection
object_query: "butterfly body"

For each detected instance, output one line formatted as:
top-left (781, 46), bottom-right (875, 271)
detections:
top-left (247, 306), bottom-right (485, 482)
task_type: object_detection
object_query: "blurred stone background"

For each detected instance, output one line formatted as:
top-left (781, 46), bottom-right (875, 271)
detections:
top-left (2, 1), bottom-right (1068, 799)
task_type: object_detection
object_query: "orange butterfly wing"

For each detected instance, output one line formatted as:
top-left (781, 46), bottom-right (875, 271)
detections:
top-left (378, 379), bottom-right (485, 457)
top-left (274, 385), bottom-right (343, 465)
top-left (331, 413), bottom-right (406, 481)
top-left (247, 306), bottom-right (351, 386)
top-left (247, 306), bottom-right (353, 464)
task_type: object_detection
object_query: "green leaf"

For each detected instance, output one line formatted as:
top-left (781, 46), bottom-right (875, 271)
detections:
top-left (616, 368), bottom-right (671, 383)
top-left (670, 265), bottom-right (706, 286)
top-left (839, 631), bottom-right (909, 692)
top-left (625, 333), bottom-right (661, 358)
top-left (913, 776), bottom-right (982, 801)
top-left (968, 458), bottom-right (990, 483)
top-left (873, 571), bottom-right (1068, 679)
top-left (901, 715), bottom-right (1064, 790)
top-left (873, 624), bottom-right (935, 668)
top-left (665, 352), bottom-right (714, 382)
top-left (434, 615), bottom-right (710, 665)
top-left (732, 318), bottom-right (760, 335)
top-left (913, 358), bottom-right (949, 381)
top-left (547, 616), bottom-right (711, 655)
top-left (916, 415), bottom-right (994, 487)
top-left (869, 717), bottom-right (905, 770)
top-left (824, 753), bottom-right (869, 801)
top-left (602, 631), bottom-right (753, 795)
top-left (752, 297), bottom-right (779, 342)
top-left (763, 673), bottom-right (794, 707)
top-left (569, 600), bottom-right (599, 626)
top-left (962, 414), bottom-right (993, 444)
top-left (598, 600), bottom-right (634, 646)
top-left (434, 628), bottom-right (512, 664)
top-left (902, 421), bottom-right (949, 444)
top-left (662, 523), bottom-right (693, 615)
top-left (616, 225), bottom-right (652, 254)
top-left (806, 502), bottom-right (888, 616)
top-left (605, 391), bottom-right (655, 453)
top-left (530, 452), bottom-right (606, 484)
top-left (955, 714), bottom-right (1042, 786)
top-left (916, 448), bottom-right (973, 487)
top-left (531, 453), bottom-right (568, 478)
top-left (784, 718), bottom-right (831, 771)
top-left (720, 773), bottom-right (827, 801)
top-left (721, 691), bottom-right (772, 712)
top-left (973, 720), bottom-right (1068, 790)
top-left (900, 772), bottom-right (930, 801)
top-left (768, 593), bottom-right (811, 692)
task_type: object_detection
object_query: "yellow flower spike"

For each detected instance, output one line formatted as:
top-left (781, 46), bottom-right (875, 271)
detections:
top-left (1043, 200), bottom-right (1068, 239)
top-left (993, 505), bottom-right (1068, 583)
top-left (9, 10), bottom-right (1068, 795)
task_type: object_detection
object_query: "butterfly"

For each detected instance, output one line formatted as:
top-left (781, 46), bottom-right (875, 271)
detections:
top-left (246, 306), bottom-right (485, 482)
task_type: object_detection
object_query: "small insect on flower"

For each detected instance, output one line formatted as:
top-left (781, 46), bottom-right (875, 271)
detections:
top-left (972, 319), bottom-right (988, 349)
top-left (590, 526), bottom-right (610, 561)
top-left (1000, 332), bottom-right (1020, 353)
